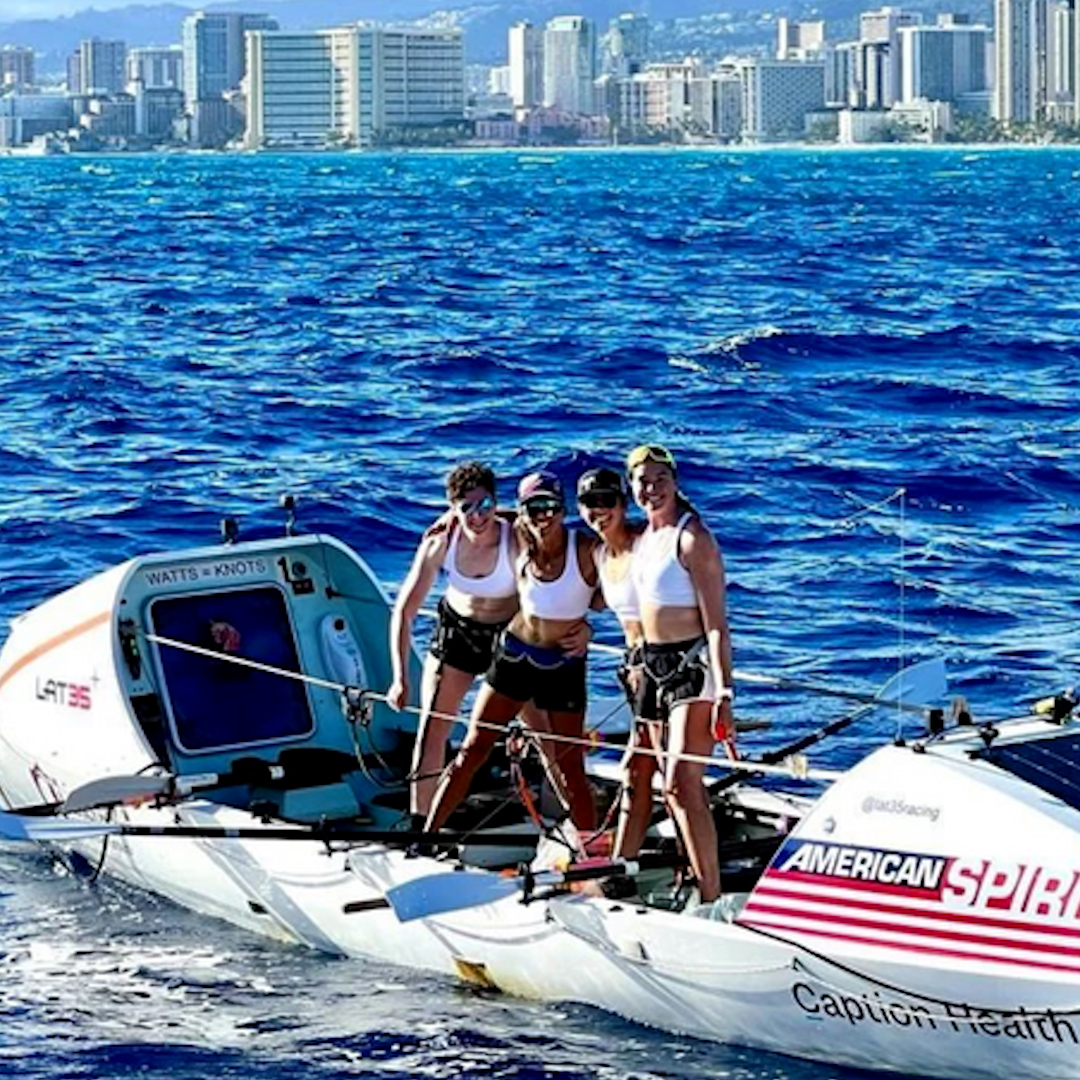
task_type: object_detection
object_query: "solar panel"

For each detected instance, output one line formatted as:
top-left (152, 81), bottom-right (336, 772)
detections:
top-left (979, 733), bottom-right (1080, 810)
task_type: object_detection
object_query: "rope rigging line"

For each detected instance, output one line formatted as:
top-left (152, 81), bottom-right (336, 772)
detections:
top-left (835, 486), bottom-right (912, 739)
top-left (897, 486), bottom-right (907, 742)
top-left (144, 632), bottom-right (842, 782)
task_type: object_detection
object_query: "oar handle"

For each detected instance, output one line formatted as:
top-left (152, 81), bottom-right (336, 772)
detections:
top-left (756, 705), bottom-right (871, 764)
top-left (526, 851), bottom-right (686, 896)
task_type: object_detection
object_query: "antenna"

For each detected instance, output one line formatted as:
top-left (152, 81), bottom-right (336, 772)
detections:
top-left (280, 494), bottom-right (297, 537)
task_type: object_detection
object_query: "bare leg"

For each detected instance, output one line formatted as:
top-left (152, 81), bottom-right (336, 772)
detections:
top-left (410, 657), bottom-right (475, 817)
top-left (547, 709), bottom-right (596, 833)
top-left (665, 701), bottom-right (720, 902)
top-left (614, 720), bottom-right (663, 859)
top-left (519, 699), bottom-right (548, 733)
top-left (517, 703), bottom-right (574, 819)
top-left (424, 684), bottom-right (523, 834)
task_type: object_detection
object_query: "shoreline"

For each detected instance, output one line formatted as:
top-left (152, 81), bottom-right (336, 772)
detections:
top-left (4, 140), bottom-right (1080, 162)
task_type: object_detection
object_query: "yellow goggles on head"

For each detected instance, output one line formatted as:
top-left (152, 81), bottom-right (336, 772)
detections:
top-left (626, 444), bottom-right (677, 473)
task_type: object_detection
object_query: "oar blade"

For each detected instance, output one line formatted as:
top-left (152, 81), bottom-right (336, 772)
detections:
top-left (878, 657), bottom-right (948, 708)
top-left (61, 775), bottom-right (173, 814)
top-left (385, 870), bottom-right (519, 922)
top-left (0, 808), bottom-right (120, 843)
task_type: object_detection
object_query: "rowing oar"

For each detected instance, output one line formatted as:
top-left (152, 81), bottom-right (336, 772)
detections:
top-left (6, 773), bottom-right (269, 818)
top-left (385, 851), bottom-right (687, 922)
top-left (585, 640), bottom-right (947, 719)
top-left (710, 656), bottom-right (948, 796)
top-left (55, 770), bottom-right (270, 815)
top-left (0, 809), bottom-right (544, 849)
top-left (11, 751), bottom-right (363, 818)
top-left (7, 775), bottom-right (213, 818)
top-left (734, 656), bottom-right (948, 716)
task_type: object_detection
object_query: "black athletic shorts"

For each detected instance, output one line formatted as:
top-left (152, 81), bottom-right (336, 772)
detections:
top-left (635, 637), bottom-right (712, 722)
top-left (485, 632), bottom-right (586, 713)
top-left (429, 598), bottom-right (511, 676)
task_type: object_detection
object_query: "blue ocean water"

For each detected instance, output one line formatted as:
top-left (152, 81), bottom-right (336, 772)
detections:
top-left (0, 147), bottom-right (1078, 1078)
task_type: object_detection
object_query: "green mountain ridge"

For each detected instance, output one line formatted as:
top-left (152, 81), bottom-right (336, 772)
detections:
top-left (2, 0), bottom-right (993, 75)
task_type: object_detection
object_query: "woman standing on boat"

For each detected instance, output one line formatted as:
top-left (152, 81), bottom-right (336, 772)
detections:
top-left (387, 461), bottom-right (519, 820)
top-left (575, 467), bottom-right (654, 860)
top-left (627, 444), bottom-right (734, 904)
top-left (425, 470), bottom-right (599, 835)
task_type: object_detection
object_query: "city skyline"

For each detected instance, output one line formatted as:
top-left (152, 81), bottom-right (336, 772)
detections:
top-left (1, 2), bottom-right (1070, 152)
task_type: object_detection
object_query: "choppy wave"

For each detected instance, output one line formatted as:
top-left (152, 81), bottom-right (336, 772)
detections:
top-left (1, 147), bottom-right (1079, 1078)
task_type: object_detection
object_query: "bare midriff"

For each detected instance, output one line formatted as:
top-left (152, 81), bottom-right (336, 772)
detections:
top-left (640, 604), bottom-right (702, 644)
top-left (443, 586), bottom-right (519, 624)
top-left (506, 611), bottom-right (584, 649)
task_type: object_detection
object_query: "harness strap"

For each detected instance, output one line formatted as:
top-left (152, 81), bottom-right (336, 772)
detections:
top-left (641, 636), bottom-right (707, 687)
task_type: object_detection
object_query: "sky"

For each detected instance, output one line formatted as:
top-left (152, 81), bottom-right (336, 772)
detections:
top-left (2, 0), bottom-right (203, 19)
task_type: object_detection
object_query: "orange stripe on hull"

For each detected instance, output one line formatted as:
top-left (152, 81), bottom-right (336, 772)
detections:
top-left (0, 611), bottom-right (111, 694)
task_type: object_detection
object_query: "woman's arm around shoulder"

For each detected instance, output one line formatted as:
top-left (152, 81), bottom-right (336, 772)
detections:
top-left (575, 528), bottom-right (601, 588)
top-left (387, 526), bottom-right (450, 710)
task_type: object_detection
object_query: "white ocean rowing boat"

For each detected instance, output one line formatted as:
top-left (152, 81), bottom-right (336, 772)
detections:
top-left (1, 527), bottom-right (1079, 1080)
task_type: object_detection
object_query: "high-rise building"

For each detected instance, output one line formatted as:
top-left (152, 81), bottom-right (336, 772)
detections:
top-left (604, 13), bottom-right (650, 76)
top-left (71, 38), bottom-right (127, 95)
top-left (856, 6), bottom-right (921, 106)
top-left (127, 46), bottom-right (184, 90)
top-left (777, 20), bottom-right (835, 104)
top-left (488, 65), bottom-right (511, 96)
top-left (899, 20), bottom-right (991, 104)
top-left (830, 42), bottom-right (859, 105)
top-left (508, 21), bottom-right (543, 109)
top-left (1047, 0), bottom-right (1074, 116)
top-left (0, 46), bottom-right (36, 91)
top-left (246, 29), bottom-right (355, 149)
top-left (860, 6), bottom-right (921, 43)
top-left (994, 0), bottom-right (1048, 123)
top-left (543, 16), bottom-right (597, 115)
top-left (736, 57), bottom-right (826, 143)
top-left (1070, 0), bottom-right (1080, 119)
top-left (616, 59), bottom-right (709, 135)
top-left (777, 19), bottom-right (826, 60)
top-left (182, 11), bottom-right (278, 105)
top-left (711, 71), bottom-right (743, 140)
top-left (132, 85), bottom-right (185, 139)
top-left (245, 25), bottom-right (464, 149)
top-left (358, 26), bottom-right (464, 140)
top-left (182, 11), bottom-right (277, 146)
top-left (0, 94), bottom-right (73, 146)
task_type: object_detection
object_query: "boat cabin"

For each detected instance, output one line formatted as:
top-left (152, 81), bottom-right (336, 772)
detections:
top-left (0, 534), bottom-right (421, 828)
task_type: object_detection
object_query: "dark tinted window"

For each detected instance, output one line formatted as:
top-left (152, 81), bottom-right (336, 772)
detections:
top-left (150, 586), bottom-right (313, 753)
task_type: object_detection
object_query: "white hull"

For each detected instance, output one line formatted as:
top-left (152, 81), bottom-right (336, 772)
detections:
top-left (59, 795), bottom-right (1080, 1080)
top-left (3, 532), bottom-right (1080, 1080)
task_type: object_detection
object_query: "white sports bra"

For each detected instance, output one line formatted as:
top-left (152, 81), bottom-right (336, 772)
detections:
top-left (633, 512), bottom-right (699, 609)
top-left (595, 539), bottom-right (640, 623)
top-left (444, 519), bottom-right (517, 600)
top-left (519, 530), bottom-right (595, 621)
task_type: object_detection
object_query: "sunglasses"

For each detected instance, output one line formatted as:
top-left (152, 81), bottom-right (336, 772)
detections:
top-left (626, 444), bottom-right (677, 472)
top-left (579, 491), bottom-right (620, 510)
top-left (457, 494), bottom-right (495, 517)
top-left (524, 498), bottom-right (563, 519)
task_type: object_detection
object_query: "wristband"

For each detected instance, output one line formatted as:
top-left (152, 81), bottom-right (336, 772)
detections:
top-left (716, 687), bottom-right (734, 703)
